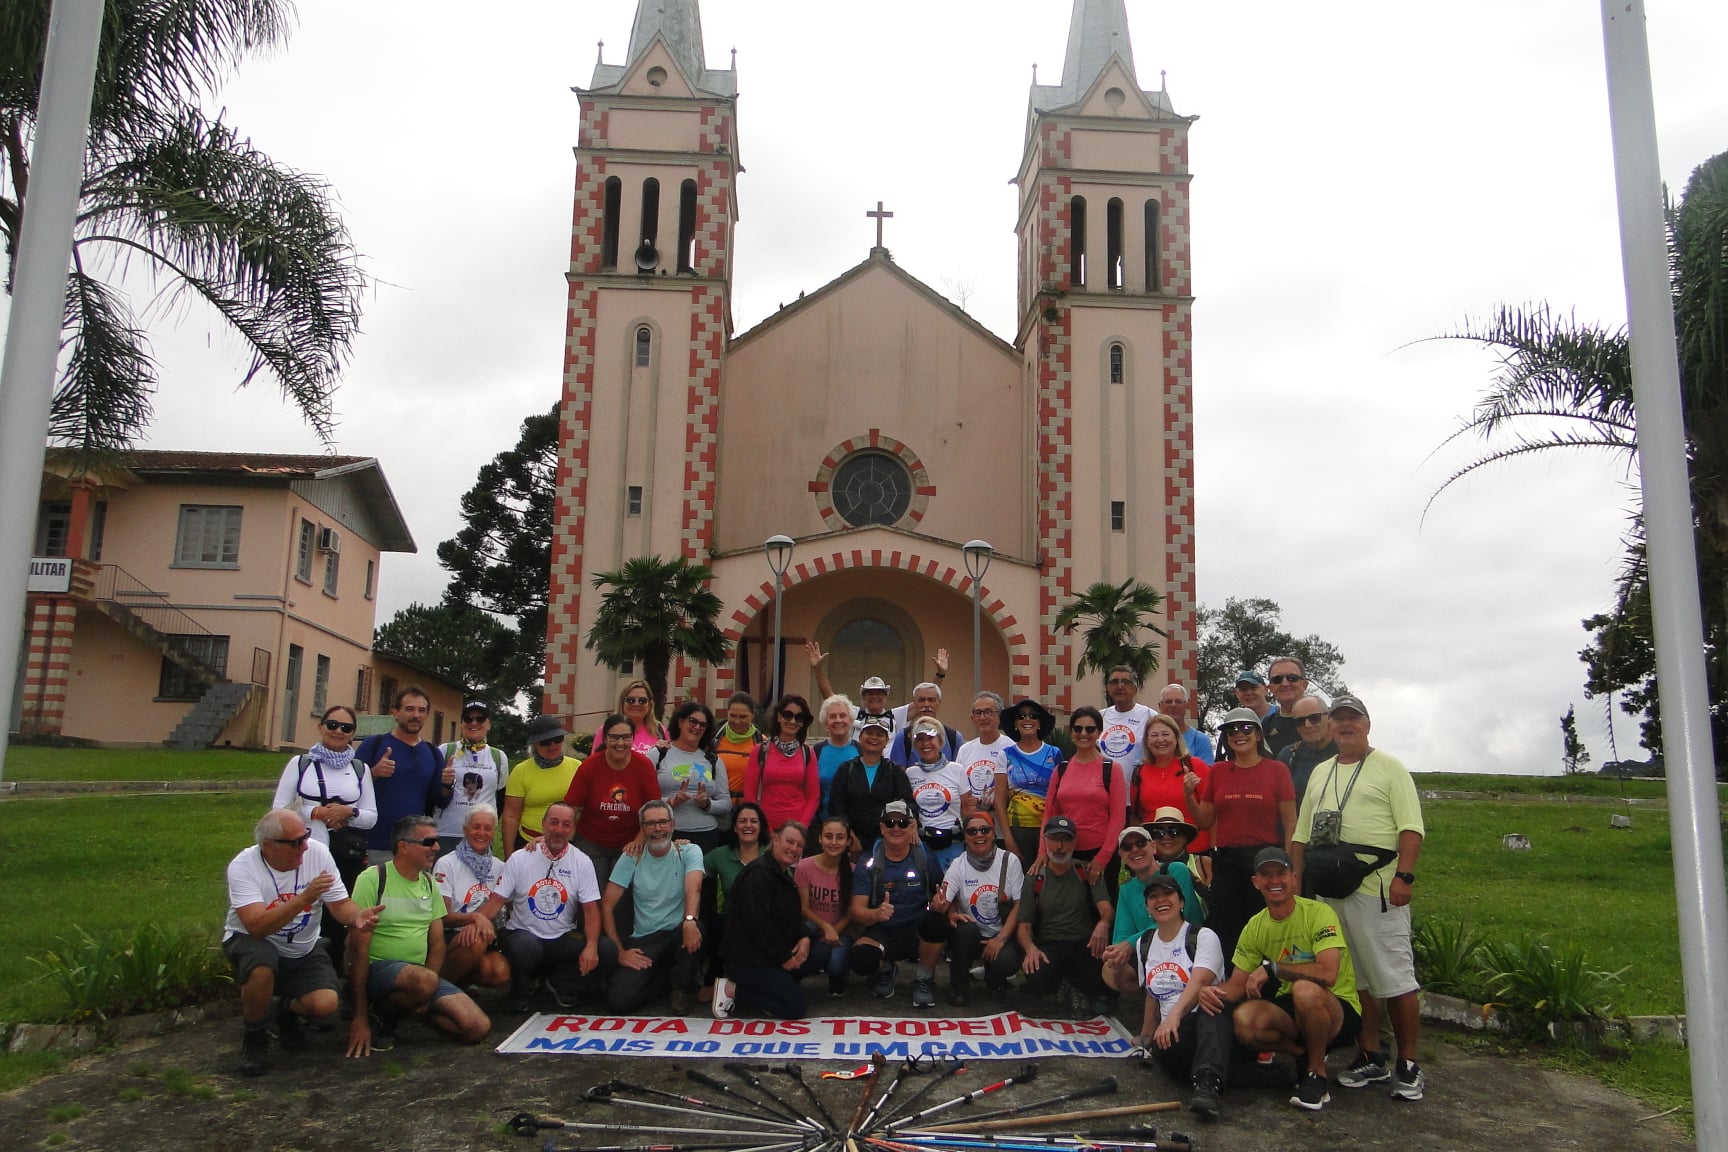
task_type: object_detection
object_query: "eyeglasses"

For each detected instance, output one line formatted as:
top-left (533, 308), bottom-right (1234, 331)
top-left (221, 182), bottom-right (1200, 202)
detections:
top-left (624, 696), bottom-right (651, 705)
top-left (881, 818), bottom-right (914, 829)
top-left (1106, 678), bottom-right (1135, 687)
top-left (269, 833), bottom-right (313, 848)
top-left (1150, 828), bottom-right (1184, 840)
top-left (1071, 724), bottom-right (1099, 734)
top-left (604, 732), bottom-right (633, 742)
top-left (403, 836), bottom-right (440, 848)
top-left (965, 826), bottom-right (995, 836)
top-left (1120, 836), bottom-right (1149, 849)
top-left (322, 719), bottom-right (356, 734)
top-left (685, 717), bottom-right (710, 728)
top-left (643, 818), bottom-right (673, 827)
top-left (1157, 700), bottom-right (1184, 709)
top-left (1223, 723), bottom-right (1259, 736)
top-left (1296, 714), bottom-right (1327, 727)
top-left (1269, 674), bottom-right (1305, 685)
top-left (970, 708), bottom-right (997, 717)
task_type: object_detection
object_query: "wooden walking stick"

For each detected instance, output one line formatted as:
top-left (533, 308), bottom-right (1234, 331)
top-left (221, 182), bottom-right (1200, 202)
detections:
top-left (907, 1102), bottom-right (1181, 1134)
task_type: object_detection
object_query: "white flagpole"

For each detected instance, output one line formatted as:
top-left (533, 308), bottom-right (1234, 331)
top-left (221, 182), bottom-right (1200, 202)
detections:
top-left (1598, 4), bottom-right (1728, 1145)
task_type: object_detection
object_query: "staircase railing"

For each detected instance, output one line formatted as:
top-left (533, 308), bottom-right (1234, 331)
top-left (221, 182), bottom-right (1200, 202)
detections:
top-left (86, 563), bottom-right (215, 643)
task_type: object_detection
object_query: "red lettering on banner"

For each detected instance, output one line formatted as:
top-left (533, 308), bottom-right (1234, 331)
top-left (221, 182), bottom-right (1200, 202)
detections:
top-left (547, 1017), bottom-right (689, 1034)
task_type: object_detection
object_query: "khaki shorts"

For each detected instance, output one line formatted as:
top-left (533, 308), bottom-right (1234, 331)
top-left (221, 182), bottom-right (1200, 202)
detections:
top-left (1325, 886), bottom-right (1418, 999)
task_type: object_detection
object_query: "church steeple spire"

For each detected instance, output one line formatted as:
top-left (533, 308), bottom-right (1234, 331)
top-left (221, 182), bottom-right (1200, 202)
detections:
top-left (1031, 0), bottom-right (1166, 115)
top-left (626, 0), bottom-right (708, 84)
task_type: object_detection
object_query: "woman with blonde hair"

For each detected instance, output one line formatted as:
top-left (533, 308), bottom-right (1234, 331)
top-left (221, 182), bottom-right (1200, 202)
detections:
top-left (598, 679), bottom-right (669, 757)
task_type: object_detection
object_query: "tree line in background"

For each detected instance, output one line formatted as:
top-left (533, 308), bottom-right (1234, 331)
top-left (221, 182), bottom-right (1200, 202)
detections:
top-left (379, 408), bottom-right (1345, 739)
top-left (1429, 147), bottom-right (1728, 771)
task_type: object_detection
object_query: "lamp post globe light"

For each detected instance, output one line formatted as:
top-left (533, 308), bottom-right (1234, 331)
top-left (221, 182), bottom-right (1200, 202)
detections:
top-left (763, 535), bottom-right (795, 706)
top-left (961, 540), bottom-right (994, 700)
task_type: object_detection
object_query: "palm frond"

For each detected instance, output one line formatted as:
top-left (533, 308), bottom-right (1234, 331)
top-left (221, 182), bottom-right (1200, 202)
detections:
top-left (51, 270), bottom-right (156, 456)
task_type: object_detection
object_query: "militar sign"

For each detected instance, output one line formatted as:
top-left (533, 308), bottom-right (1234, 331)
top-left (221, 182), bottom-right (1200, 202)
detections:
top-left (27, 557), bottom-right (72, 594)
top-left (496, 1012), bottom-right (1133, 1060)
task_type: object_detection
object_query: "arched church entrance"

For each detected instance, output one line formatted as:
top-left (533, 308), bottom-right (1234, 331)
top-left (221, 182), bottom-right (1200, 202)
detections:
top-left (814, 599), bottom-right (921, 708)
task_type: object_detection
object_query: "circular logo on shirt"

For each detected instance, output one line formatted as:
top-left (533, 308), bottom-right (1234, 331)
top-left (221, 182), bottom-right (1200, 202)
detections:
top-left (1145, 959), bottom-right (1189, 1003)
top-left (461, 882), bottom-right (492, 912)
top-left (912, 779), bottom-right (955, 820)
top-left (1101, 723), bottom-right (1137, 760)
top-left (266, 892), bottom-right (313, 939)
top-left (526, 876), bottom-right (570, 921)
top-left (965, 758), bottom-right (998, 795)
top-left (967, 883), bottom-right (1002, 930)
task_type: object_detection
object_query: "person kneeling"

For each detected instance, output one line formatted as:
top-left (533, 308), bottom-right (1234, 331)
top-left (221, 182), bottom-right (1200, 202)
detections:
top-left (847, 802), bottom-right (947, 1008)
top-left (436, 804), bottom-right (511, 991)
top-left (713, 822), bottom-right (825, 1019)
top-left (1123, 871), bottom-right (1230, 1119)
top-left (346, 816), bottom-right (492, 1056)
top-left (603, 800), bottom-right (705, 1013)
top-left (1195, 847), bottom-right (1362, 1113)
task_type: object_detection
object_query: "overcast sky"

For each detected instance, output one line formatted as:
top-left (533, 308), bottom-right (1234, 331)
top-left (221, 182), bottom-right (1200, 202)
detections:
top-left (12, 0), bottom-right (1727, 774)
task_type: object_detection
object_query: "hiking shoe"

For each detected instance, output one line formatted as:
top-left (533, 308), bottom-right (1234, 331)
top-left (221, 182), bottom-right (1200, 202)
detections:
top-left (872, 962), bottom-right (898, 999)
top-left (1337, 1051), bottom-right (1391, 1088)
top-left (712, 978), bottom-right (736, 1020)
top-left (829, 981), bottom-right (848, 998)
top-left (1291, 1071), bottom-right (1330, 1112)
top-left (1391, 1060), bottom-right (1425, 1101)
top-left (1188, 1071), bottom-right (1222, 1120)
top-left (273, 1002), bottom-right (308, 1052)
top-left (670, 988), bottom-right (692, 1016)
top-left (912, 977), bottom-right (936, 1009)
top-left (238, 1026), bottom-right (269, 1077)
top-left (948, 985), bottom-right (970, 1007)
top-left (367, 1010), bottom-right (397, 1053)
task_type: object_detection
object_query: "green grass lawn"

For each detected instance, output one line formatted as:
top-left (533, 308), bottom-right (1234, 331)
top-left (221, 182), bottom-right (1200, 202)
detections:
top-left (1413, 772), bottom-right (1712, 802)
top-left (3, 746), bottom-right (284, 783)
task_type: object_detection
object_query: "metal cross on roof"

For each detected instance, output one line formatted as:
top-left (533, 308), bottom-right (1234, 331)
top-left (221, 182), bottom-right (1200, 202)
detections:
top-left (867, 201), bottom-right (894, 250)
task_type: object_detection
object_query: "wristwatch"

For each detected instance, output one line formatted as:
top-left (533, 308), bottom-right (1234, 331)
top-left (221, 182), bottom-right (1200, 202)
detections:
top-left (683, 914), bottom-right (698, 923)
top-left (1394, 871), bottom-right (1416, 884)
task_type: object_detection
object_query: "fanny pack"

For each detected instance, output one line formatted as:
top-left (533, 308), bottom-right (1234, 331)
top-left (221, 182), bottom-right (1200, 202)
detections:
top-left (921, 826), bottom-right (958, 850)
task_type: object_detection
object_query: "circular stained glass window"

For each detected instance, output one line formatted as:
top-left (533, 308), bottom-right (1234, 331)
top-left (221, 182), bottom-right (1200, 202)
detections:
top-left (830, 451), bottom-right (913, 527)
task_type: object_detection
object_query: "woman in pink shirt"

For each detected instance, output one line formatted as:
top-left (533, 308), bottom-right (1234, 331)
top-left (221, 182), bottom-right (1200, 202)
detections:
top-left (743, 694), bottom-right (819, 833)
top-left (1042, 706), bottom-right (1127, 887)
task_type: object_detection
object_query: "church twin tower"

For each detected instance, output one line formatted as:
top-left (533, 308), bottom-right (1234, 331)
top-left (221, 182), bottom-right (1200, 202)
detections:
top-left (544, 0), bottom-right (1195, 726)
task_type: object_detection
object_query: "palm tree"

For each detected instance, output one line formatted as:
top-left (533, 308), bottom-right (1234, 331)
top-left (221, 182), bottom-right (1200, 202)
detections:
top-left (2, 0), bottom-right (364, 456)
top-left (1427, 149), bottom-right (1728, 760)
top-left (585, 556), bottom-right (731, 712)
top-left (1053, 578), bottom-right (1167, 694)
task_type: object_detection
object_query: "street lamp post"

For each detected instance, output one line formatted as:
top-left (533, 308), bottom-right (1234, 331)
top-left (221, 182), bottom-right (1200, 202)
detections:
top-left (764, 534), bottom-right (795, 706)
top-left (962, 540), bottom-right (994, 701)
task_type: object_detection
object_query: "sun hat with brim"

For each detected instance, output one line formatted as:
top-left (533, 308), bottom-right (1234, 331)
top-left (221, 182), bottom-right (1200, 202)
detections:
top-left (1219, 707), bottom-right (1263, 730)
top-left (859, 714), bottom-right (894, 734)
top-left (1001, 698), bottom-right (1056, 742)
top-left (1144, 805), bottom-right (1198, 841)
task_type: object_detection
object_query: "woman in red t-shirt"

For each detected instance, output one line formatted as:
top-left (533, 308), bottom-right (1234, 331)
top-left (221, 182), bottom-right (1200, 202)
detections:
top-left (1130, 713), bottom-right (1212, 856)
top-left (1184, 707), bottom-right (1294, 957)
top-left (564, 712), bottom-right (661, 886)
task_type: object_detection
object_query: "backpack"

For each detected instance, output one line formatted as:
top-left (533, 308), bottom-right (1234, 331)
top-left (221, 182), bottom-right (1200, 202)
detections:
top-left (1128, 755), bottom-right (1195, 821)
top-left (1135, 921), bottom-right (1200, 978)
top-left (865, 841), bottom-right (940, 908)
top-left (441, 742), bottom-right (507, 775)
top-left (1055, 756), bottom-right (1116, 793)
top-left (1158, 859), bottom-right (1209, 927)
top-left (295, 755), bottom-right (370, 866)
top-left (755, 742), bottom-right (815, 803)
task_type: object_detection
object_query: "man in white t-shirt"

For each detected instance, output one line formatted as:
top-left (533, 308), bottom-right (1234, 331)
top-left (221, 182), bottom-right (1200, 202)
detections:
top-left (932, 814), bottom-right (1025, 1004)
top-left (222, 810), bottom-right (381, 1077)
top-left (957, 690), bottom-right (1013, 835)
top-left (436, 700), bottom-right (512, 853)
top-left (906, 718), bottom-right (972, 869)
top-left (474, 802), bottom-right (613, 1014)
top-left (1100, 665), bottom-right (1156, 789)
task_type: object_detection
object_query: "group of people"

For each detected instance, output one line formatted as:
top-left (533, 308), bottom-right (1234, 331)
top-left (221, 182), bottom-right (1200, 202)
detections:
top-left (223, 657), bottom-right (1426, 1122)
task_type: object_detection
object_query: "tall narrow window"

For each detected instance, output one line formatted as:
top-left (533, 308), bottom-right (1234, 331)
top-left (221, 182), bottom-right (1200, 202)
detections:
top-left (295, 518), bottom-right (315, 583)
top-left (323, 550), bottom-right (340, 597)
top-left (35, 501), bottom-right (71, 556)
top-left (283, 645), bottom-right (304, 743)
top-left (640, 178), bottom-right (661, 253)
top-left (677, 179), bottom-right (698, 273)
top-left (601, 176), bottom-right (622, 270)
top-left (1106, 198), bottom-right (1124, 290)
top-left (312, 654), bottom-right (331, 715)
top-left (627, 485), bottom-right (644, 516)
top-left (635, 327), bottom-right (652, 367)
top-left (354, 666), bottom-right (373, 713)
top-left (90, 500), bottom-right (107, 561)
top-left (1069, 196), bottom-right (1087, 287)
top-left (1109, 344), bottom-right (1124, 384)
top-left (1144, 200), bottom-right (1161, 291)
top-left (363, 559), bottom-right (376, 600)
top-left (1111, 501), bottom-right (1126, 532)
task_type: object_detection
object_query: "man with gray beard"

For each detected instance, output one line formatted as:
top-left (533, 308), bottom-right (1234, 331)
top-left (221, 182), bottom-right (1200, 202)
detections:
top-left (1014, 816), bottom-right (1115, 1016)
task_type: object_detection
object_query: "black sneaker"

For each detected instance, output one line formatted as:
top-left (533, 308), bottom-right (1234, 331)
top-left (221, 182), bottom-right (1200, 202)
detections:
top-left (947, 985), bottom-right (970, 1008)
top-left (1391, 1060), bottom-right (1425, 1101)
top-left (273, 1002), bottom-right (308, 1052)
top-left (1337, 1051), bottom-right (1391, 1088)
top-left (872, 962), bottom-right (898, 999)
top-left (1188, 1071), bottom-right (1222, 1119)
top-left (368, 1010), bottom-right (397, 1052)
top-left (1290, 1071), bottom-right (1330, 1112)
top-left (238, 1026), bottom-right (269, 1077)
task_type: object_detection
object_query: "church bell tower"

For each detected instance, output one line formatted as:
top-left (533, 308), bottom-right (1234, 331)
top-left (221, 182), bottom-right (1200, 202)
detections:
top-left (1016, 0), bottom-right (1198, 704)
top-left (543, 0), bottom-right (739, 723)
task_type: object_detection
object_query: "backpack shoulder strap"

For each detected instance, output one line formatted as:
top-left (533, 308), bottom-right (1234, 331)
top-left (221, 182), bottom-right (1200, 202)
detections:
top-left (1101, 759), bottom-right (1114, 792)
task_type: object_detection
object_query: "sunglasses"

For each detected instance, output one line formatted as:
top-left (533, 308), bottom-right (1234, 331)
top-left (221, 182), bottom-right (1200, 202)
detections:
top-left (462, 715), bottom-right (488, 725)
top-left (1269, 674), bottom-right (1305, 685)
top-left (270, 833), bottom-right (313, 848)
top-left (1296, 713), bottom-right (1327, 727)
top-left (780, 710), bottom-right (809, 722)
top-left (322, 719), bottom-right (356, 734)
top-left (624, 696), bottom-right (651, 705)
top-left (539, 736), bottom-right (569, 746)
top-left (1120, 835), bottom-right (1150, 849)
top-left (1150, 827), bottom-right (1184, 839)
top-left (881, 818), bottom-right (914, 829)
top-left (685, 717), bottom-right (710, 728)
top-left (1071, 724), bottom-right (1099, 734)
top-left (1223, 723), bottom-right (1259, 736)
top-left (965, 826), bottom-right (995, 836)
top-left (403, 836), bottom-right (441, 848)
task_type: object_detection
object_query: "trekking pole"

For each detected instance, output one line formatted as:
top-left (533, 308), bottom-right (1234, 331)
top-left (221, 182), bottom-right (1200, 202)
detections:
top-left (773, 1062), bottom-right (843, 1133)
top-left (887, 1077), bottom-right (1115, 1132)
top-left (856, 1058), bottom-right (919, 1135)
top-left (609, 1078), bottom-right (788, 1127)
top-left (875, 1057), bottom-right (968, 1126)
top-left (906, 1102), bottom-right (1181, 1134)
top-left (689, 1067), bottom-right (802, 1124)
top-left (845, 1054), bottom-right (889, 1136)
top-left (583, 1082), bottom-right (811, 1133)
top-left (876, 1065), bottom-right (1038, 1132)
top-left (724, 1061), bottom-right (823, 1129)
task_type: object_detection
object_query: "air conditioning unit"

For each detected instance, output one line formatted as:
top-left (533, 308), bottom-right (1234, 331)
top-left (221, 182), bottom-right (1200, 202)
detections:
top-left (317, 527), bottom-right (342, 554)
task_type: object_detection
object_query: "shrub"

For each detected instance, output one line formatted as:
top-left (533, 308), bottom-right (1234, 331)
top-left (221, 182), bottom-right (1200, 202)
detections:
top-left (28, 924), bottom-right (231, 1022)
top-left (1413, 915), bottom-right (1491, 1001)
top-left (1479, 934), bottom-right (1626, 1027)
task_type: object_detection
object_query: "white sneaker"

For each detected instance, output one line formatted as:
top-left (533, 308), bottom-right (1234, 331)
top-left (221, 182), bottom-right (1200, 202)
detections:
top-left (711, 978), bottom-right (736, 1019)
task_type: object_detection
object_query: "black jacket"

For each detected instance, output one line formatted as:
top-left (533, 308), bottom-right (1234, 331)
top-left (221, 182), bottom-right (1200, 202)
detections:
top-left (828, 757), bottom-right (914, 847)
top-left (724, 854), bottom-right (809, 970)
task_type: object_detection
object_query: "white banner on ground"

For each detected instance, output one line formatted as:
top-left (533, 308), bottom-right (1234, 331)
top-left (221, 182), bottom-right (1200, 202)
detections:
top-left (496, 1011), bottom-right (1134, 1060)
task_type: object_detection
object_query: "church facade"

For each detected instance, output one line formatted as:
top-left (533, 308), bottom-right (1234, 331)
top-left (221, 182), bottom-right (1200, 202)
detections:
top-left (543, 0), bottom-right (1195, 732)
